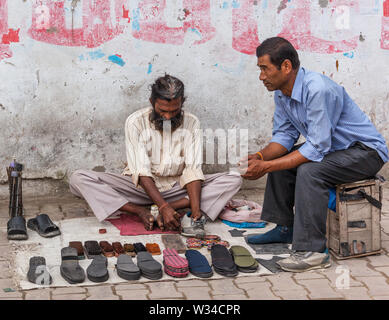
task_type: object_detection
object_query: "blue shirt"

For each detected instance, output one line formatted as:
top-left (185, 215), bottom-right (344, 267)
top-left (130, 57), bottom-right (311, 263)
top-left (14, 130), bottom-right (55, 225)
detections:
top-left (270, 67), bottom-right (389, 163)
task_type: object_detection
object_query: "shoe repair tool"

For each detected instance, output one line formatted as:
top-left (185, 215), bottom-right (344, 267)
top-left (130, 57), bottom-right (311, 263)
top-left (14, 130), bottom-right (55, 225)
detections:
top-left (150, 205), bottom-right (159, 219)
top-left (6, 160), bottom-right (24, 217)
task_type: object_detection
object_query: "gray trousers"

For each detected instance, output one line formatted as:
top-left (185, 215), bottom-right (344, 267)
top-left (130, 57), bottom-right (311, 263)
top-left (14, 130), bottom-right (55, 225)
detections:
top-left (261, 142), bottom-right (385, 252)
top-left (69, 170), bottom-right (242, 222)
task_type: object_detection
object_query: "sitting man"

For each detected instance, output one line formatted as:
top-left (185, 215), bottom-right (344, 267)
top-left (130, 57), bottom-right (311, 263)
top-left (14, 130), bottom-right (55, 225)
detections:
top-left (70, 74), bottom-right (242, 235)
top-left (239, 37), bottom-right (388, 272)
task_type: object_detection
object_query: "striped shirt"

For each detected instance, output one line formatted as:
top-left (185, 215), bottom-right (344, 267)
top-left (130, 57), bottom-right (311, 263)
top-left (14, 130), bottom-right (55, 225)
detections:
top-left (123, 107), bottom-right (204, 192)
top-left (270, 67), bottom-right (389, 163)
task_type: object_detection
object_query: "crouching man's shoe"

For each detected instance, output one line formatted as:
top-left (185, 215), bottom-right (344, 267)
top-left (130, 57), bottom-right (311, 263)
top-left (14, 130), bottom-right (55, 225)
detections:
top-left (180, 212), bottom-right (206, 239)
top-left (276, 250), bottom-right (331, 272)
top-left (247, 225), bottom-right (293, 244)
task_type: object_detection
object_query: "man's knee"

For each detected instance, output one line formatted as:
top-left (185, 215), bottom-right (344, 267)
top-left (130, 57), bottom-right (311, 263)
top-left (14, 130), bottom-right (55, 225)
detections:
top-left (224, 172), bottom-right (243, 190)
top-left (296, 162), bottom-right (323, 182)
top-left (69, 169), bottom-right (92, 187)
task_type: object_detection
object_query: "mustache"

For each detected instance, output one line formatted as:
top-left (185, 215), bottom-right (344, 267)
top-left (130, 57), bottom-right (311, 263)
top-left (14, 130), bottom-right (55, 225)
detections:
top-left (149, 109), bottom-right (184, 131)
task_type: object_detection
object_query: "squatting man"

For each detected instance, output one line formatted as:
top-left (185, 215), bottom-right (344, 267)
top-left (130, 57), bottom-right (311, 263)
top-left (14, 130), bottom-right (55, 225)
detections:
top-left (69, 74), bottom-right (242, 237)
top-left (239, 37), bottom-right (388, 272)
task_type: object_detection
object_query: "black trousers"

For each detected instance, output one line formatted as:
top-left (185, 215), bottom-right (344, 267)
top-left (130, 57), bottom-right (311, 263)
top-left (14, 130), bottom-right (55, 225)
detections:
top-left (261, 142), bottom-right (385, 252)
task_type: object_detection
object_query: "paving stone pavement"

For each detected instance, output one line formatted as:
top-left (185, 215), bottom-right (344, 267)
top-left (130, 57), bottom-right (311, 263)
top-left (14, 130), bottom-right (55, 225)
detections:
top-left (1, 186), bottom-right (389, 300)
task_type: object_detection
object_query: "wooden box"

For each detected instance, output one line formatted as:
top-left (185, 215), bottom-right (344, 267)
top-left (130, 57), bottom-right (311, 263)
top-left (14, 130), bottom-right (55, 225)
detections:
top-left (326, 179), bottom-right (382, 259)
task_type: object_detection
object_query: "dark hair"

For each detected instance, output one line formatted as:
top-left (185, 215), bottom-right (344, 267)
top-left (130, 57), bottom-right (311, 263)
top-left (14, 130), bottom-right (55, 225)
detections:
top-left (256, 37), bottom-right (300, 70)
top-left (149, 74), bottom-right (186, 107)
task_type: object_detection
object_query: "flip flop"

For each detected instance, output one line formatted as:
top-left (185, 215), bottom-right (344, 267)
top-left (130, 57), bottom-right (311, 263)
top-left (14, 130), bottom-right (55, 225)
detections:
top-left (84, 240), bottom-right (102, 259)
top-left (163, 248), bottom-right (189, 278)
top-left (69, 241), bottom-right (85, 260)
top-left (116, 254), bottom-right (141, 280)
top-left (112, 242), bottom-right (125, 257)
top-left (7, 216), bottom-right (28, 240)
top-left (123, 243), bottom-right (136, 257)
top-left (185, 250), bottom-right (213, 278)
top-left (136, 251), bottom-right (163, 280)
top-left (86, 255), bottom-right (109, 283)
top-left (229, 245), bottom-right (258, 273)
top-left (211, 244), bottom-right (238, 277)
top-left (27, 214), bottom-right (61, 238)
top-left (27, 256), bottom-right (52, 285)
top-left (99, 241), bottom-right (115, 258)
top-left (60, 247), bottom-right (86, 284)
top-left (161, 234), bottom-right (187, 254)
top-left (146, 243), bottom-right (161, 255)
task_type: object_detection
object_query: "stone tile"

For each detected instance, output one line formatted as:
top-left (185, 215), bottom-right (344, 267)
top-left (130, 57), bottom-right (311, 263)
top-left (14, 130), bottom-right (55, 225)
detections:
top-left (115, 283), bottom-right (148, 291)
top-left (267, 273), bottom-right (305, 291)
top-left (213, 294), bottom-right (248, 300)
top-left (297, 279), bottom-right (345, 299)
top-left (335, 287), bottom-right (372, 300)
top-left (178, 286), bottom-right (212, 300)
top-left (274, 290), bottom-right (309, 300)
top-left (39, 203), bottom-right (62, 215)
top-left (323, 268), bottom-right (364, 288)
top-left (375, 267), bottom-right (389, 278)
top-left (0, 245), bottom-right (13, 261)
top-left (381, 241), bottom-right (389, 253)
top-left (293, 271), bottom-right (327, 280)
top-left (148, 282), bottom-right (184, 299)
top-left (52, 294), bottom-right (87, 300)
top-left (237, 280), bottom-right (280, 300)
top-left (176, 280), bottom-right (209, 287)
top-left (337, 259), bottom-right (382, 277)
top-left (234, 276), bottom-right (267, 284)
top-left (209, 279), bottom-right (245, 296)
top-left (117, 289), bottom-right (149, 300)
top-left (0, 231), bottom-right (10, 245)
top-left (367, 253), bottom-right (389, 267)
top-left (0, 260), bottom-right (12, 278)
top-left (86, 285), bottom-right (119, 300)
top-left (63, 208), bottom-right (87, 218)
top-left (24, 288), bottom-right (51, 300)
top-left (52, 286), bottom-right (87, 295)
top-left (355, 276), bottom-right (389, 296)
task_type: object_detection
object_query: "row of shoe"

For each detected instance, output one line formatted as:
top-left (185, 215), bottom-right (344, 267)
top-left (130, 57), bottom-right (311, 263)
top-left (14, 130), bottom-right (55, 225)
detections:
top-left (68, 240), bottom-right (161, 259)
top-left (186, 236), bottom-right (230, 250)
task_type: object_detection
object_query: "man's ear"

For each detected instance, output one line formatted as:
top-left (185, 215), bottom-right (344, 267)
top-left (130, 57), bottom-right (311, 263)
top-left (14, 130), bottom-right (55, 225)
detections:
top-left (281, 59), bottom-right (293, 74)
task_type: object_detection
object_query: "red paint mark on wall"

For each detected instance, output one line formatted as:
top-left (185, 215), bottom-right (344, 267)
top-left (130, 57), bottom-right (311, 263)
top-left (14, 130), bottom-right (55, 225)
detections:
top-left (232, 0), bottom-right (260, 55)
top-left (132, 0), bottom-right (215, 45)
top-left (28, 0), bottom-right (126, 48)
top-left (123, 5), bottom-right (130, 23)
top-left (0, 0), bottom-right (12, 60)
top-left (2, 29), bottom-right (20, 44)
top-left (278, 0), bottom-right (358, 54)
top-left (382, 0), bottom-right (389, 49)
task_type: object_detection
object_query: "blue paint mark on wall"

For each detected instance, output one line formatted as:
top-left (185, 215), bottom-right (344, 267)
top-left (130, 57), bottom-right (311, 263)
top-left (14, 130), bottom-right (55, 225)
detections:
top-left (79, 49), bottom-right (105, 61)
top-left (108, 55), bottom-right (126, 67)
top-left (262, 0), bottom-right (268, 9)
top-left (343, 52), bottom-right (354, 59)
top-left (147, 63), bottom-right (152, 74)
top-left (189, 28), bottom-right (202, 39)
top-left (222, 2), bottom-right (229, 9)
top-left (232, 0), bottom-right (240, 9)
top-left (132, 8), bottom-right (140, 31)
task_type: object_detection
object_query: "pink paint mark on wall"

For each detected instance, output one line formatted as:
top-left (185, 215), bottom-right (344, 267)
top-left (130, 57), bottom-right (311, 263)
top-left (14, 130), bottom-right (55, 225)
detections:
top-left (28, 0), bottom-right (125, 48)
top-left (123, 5), bottom-right (131, 23)
top-left (277, 0), bottom-right (358, 54)
top-left (132, 0), bottom-right (215, 45)
top-left (232, 0), bottom-right (260, 55)
top-left (2, 29), bottom-right (20, 44)
top-left (382, 0), bottom-right (389, 49)
top-left (0, 0), bottom-right (12, 60)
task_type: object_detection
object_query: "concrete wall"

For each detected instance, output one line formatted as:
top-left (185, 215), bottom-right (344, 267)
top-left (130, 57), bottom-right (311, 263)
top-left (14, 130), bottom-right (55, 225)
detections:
top-left (1, 0), bottom-right (389, 197)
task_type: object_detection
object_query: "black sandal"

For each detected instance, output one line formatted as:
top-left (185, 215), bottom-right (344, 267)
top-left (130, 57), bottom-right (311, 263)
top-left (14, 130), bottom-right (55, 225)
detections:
top-left (7, 216), bottom-right (28, 240)
top-left (27, 214), bottom-right (61, 238)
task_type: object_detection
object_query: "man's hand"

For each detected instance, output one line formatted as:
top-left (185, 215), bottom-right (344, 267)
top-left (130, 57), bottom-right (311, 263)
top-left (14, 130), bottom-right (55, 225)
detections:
top-left (190, 210), bottom-right (202, 221)
top-left (159, 205), bottom-right (181, 230)
top-left (239, 159), bottom-right (270, 180)
top-left (238, 152), bottom-right (261, 164)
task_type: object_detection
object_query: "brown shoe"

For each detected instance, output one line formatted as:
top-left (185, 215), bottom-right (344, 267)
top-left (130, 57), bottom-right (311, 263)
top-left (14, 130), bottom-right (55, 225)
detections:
top-left (69, 241), bottom-right (85, 260)
top-left (99, 241), bottom-right (115, 258)
top-left (112, 242), bottom-right (125, 257)
top-left (123, 243), bottom-right (136, 257)
top-left (146, 243), bottom-right (161, 255)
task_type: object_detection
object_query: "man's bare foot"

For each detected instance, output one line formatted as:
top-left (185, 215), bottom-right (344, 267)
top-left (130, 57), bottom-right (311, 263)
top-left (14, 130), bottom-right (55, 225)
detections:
top-left (135, 207), bottom-right (155, 231)
top-left (156, 214), bottom-right (165, 231)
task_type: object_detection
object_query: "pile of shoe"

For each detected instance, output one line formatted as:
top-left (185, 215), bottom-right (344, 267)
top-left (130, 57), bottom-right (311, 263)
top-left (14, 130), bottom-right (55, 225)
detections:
top-left (163, 248), bottom-right (189, 278)
top-left (229, 245), bottom-right (258, 273)
top-left (211, 244), bottom-right (238, 277)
